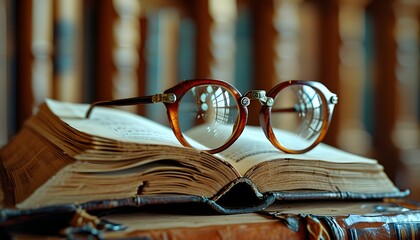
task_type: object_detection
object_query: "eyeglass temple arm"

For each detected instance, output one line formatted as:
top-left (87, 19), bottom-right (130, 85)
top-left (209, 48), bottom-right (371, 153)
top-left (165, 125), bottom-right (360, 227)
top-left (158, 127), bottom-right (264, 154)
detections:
top-left (85, 93), bottom-right (176, 118)
top-left (271, 106), bottom-right (298, 113)
top-left (271, 96), bottom-right (338, 113)
top-left (270, 104), bottom-right (305, 113)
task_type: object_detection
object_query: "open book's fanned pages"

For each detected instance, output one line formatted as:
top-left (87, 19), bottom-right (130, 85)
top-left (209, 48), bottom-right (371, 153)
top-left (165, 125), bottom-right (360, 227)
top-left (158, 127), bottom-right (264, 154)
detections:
top-left (0, 99), bottom-right (408, 212)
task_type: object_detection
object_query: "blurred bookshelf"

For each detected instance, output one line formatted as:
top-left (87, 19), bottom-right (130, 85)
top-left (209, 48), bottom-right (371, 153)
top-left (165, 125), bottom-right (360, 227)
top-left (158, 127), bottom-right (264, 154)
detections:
top-left (0, 0), bottom-right (7, 147)
top-left (1, 0), bottom-right (419, 200)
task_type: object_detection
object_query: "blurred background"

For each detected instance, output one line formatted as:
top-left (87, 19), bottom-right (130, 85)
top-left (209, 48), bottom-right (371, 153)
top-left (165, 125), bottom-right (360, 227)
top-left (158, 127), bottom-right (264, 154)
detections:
top-left (0, 0), bottom-right (419, 199)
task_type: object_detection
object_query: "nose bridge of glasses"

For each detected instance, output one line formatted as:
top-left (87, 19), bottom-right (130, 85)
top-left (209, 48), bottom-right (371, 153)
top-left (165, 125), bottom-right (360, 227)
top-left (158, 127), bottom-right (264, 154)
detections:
top-left (241, 90), bottom-right (274, 107)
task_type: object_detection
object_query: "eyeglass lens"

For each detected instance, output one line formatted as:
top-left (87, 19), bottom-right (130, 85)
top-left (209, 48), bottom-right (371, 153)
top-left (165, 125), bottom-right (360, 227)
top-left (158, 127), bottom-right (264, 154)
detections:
top-left (177, 83), bottom-right (325, 152)
top-left (178, 84), bottom-right (240, 150)
top-left (270, 84), bottom-right (324, 151)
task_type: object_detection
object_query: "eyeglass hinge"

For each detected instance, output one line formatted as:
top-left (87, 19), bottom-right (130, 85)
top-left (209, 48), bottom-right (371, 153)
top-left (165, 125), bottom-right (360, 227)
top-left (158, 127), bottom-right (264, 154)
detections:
top-left (330, 95), bottom-right (338, 104)
top-left (152, 93), bottom-right (177, 103)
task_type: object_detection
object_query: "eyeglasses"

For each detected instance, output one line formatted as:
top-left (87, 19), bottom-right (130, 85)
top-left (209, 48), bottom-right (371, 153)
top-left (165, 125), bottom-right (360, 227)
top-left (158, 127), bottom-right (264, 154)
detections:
top-left (86, 79), bottom-right (338, 154)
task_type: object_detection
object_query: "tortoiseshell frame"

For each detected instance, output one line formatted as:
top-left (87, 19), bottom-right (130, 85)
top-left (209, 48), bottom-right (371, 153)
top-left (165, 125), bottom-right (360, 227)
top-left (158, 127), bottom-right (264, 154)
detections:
top-left (260, 80), bottom-right (338, 154)
top-left (86, 79), bottom-right (338, 154)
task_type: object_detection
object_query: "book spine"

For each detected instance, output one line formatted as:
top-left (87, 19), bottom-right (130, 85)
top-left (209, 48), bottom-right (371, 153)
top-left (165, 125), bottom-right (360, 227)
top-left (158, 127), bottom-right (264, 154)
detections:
top-left (319, 212), bottom-right (420, 240)
top-left (32, 0), bottom-right (54, 104)
top-left (54, 0), bottom-right (83, 103)
top-left (145, 8), bottom-right (180, 124)
top-left (347, 222), bottom-right (420, 240)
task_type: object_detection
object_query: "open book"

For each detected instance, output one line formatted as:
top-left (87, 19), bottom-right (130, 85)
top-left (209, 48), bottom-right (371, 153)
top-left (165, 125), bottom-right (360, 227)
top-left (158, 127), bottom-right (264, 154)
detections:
top-left (0, 99), bottom-right (407, 212)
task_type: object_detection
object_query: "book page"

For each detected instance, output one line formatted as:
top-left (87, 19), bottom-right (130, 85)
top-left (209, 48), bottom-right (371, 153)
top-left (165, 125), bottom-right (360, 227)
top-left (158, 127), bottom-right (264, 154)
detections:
top-left (45, 99), bottom-right (183, 146)
top-left (212, 126), bottom-right (377, 175)
top-left (46, 100), bottom-right (376, 176)
top-left (0, 127), bottom-right (75, 205)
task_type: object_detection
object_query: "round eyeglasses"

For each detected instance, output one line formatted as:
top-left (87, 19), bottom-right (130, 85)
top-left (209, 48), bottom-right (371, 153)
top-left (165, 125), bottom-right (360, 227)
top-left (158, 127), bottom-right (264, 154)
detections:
top-left (86, 79), bottom-right (338, 154)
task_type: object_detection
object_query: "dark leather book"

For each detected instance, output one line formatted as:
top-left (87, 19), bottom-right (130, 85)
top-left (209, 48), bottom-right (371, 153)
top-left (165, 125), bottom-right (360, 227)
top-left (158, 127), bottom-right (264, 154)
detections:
top-left (1, 198), bottom-right (419, 239)
top-left (262, 199), bottom-right (420, 240)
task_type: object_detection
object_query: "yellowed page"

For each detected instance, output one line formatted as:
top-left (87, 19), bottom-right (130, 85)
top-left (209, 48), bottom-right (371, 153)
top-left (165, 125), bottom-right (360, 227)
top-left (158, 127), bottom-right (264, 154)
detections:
top-left (46, 99), bottom-right (182, 146)
top-left (192, 126), bottom-right (377, 175)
